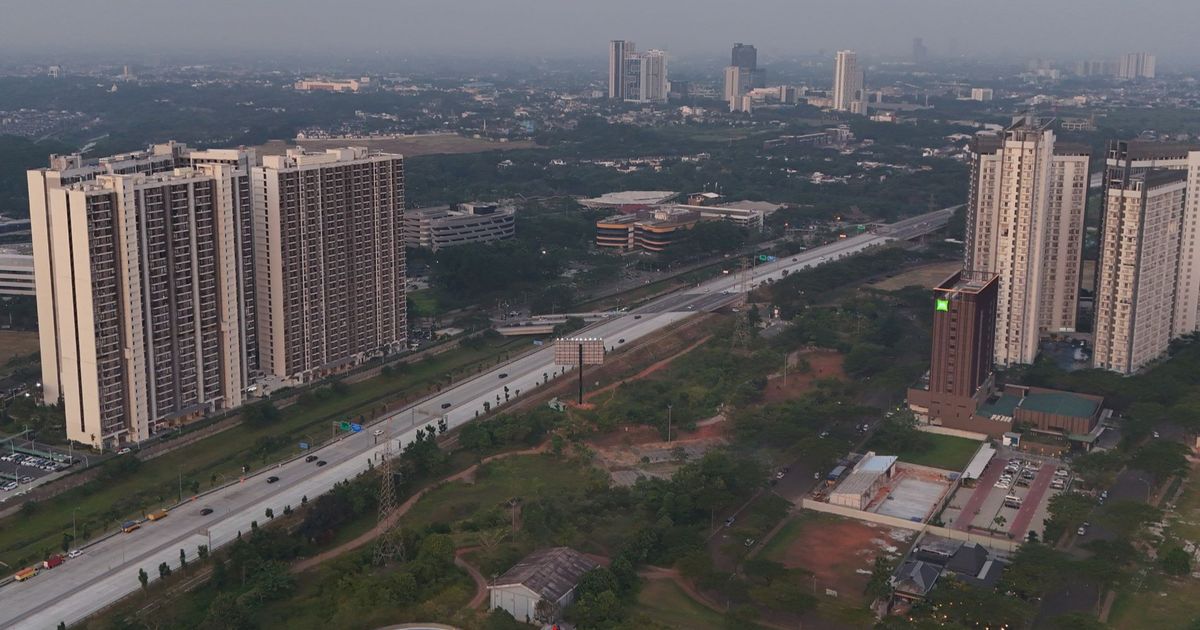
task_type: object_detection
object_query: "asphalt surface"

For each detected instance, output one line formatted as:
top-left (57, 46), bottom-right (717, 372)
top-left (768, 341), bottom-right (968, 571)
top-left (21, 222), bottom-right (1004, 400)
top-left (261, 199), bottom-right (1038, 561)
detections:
top-left (0, 207), bottom-right (952, 629)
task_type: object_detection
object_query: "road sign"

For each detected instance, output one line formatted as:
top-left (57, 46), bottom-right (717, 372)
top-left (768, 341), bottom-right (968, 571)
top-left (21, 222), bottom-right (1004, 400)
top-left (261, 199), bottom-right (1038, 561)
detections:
top-left (339, 421), bottom-right (351, 431)
top-left (299, 442), bottom-right (309, 450)
top-left (351, 423), bottom-right (363, 433)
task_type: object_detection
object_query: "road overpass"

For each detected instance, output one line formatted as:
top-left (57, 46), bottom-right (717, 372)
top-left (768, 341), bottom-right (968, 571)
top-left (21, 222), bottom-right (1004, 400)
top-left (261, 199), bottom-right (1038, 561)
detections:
top-left (0, 206), bottom-right (953, 629)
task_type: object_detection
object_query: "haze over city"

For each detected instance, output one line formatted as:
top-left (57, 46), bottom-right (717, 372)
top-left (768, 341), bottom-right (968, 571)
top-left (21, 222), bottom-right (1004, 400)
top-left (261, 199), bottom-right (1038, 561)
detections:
top-left (1, 0), bottom-right (1200, 60)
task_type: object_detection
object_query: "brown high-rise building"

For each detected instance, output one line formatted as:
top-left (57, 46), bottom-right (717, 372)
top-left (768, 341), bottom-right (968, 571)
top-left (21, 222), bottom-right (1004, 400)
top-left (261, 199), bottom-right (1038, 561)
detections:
top-left (254, 147), bottom-right (406, 387)
top-left (927, 270), bottom-right (999, 399)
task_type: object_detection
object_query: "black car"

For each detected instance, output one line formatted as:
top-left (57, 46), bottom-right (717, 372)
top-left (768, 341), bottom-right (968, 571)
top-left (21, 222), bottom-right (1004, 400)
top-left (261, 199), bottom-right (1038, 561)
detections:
top-left (200, 507), bottom-right (214, 516)
top-left (316, 460), bottom-right (327, 467)
top-left (441, 402), bottom-right (452, 409)
top-left (305, 455), bottom-right (318, 463)
top-left (266, 476), bottom-right (280, 483)
top-left (498, 373), bottom-right (508, 379)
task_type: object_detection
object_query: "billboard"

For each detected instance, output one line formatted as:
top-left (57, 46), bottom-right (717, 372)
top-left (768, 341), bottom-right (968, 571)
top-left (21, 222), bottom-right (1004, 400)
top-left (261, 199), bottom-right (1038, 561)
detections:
top-left (554, 337), bottom-right (605, 366)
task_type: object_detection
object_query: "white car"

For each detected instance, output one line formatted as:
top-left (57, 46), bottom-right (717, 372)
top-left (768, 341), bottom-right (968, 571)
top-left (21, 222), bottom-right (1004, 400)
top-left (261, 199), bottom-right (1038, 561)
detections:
top-left (67, 549), bottom-right (82, 559)
top-left (372, 429), bottom-right (384, 437)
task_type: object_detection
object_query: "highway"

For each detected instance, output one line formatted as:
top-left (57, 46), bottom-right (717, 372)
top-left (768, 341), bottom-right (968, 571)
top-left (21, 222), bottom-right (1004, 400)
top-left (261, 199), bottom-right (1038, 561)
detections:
top-left (0, 206), bottom-right (952, 629)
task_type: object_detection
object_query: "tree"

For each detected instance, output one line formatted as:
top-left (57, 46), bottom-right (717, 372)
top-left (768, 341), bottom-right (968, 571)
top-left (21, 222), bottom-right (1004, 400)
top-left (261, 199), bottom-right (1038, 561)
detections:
top-left (198, 544), bottom-right (209, 560)
top-left (241, 400), bottom-right (280, 427)
top-left (534, 598), bottom-right (560, 624)
top-left (866, 555), bottom-right (896, 599)
top-left (1131, 440), bottom-right (1190, 482)
top-left (179, 548), bottom-right (187, 569)
top-left (200, 593), bottom-right (252, 630)
top-left (265, 507), bottom-right (274, 519)
top-left (158, 562), bottom-right (172, 579)
top-left (1161, 545), bottom-right (1192, 576)
top-left (567, 589), bottom-right (623, 628)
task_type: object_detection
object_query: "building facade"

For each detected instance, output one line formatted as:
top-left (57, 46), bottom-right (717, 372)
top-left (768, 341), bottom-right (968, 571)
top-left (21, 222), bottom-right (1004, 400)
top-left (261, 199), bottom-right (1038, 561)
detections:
top-left (253, 147), bottom-right (406, 387)
top-left (623, 50), bottom-right (668, 104)
top-left (965, 117), bottom-right (1090, 366)
top-left (832, 50), bottom-right (865, 114)
top-left (404, 202), bottom-right (515, 251)
top-left (1117, 52), bottom-right (1156, 79)
top-left (28, 143), bottom-right (258, 449)
top-left (0, 245), bottom-right (35, 297)
top-left (608, 40), bottom-right (634, 100)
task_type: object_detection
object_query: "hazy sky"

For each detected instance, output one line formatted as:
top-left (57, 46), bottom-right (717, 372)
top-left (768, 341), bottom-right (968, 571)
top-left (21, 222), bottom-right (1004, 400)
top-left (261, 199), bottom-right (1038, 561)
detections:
top-left (3, 0), bottom-right (1198, 63)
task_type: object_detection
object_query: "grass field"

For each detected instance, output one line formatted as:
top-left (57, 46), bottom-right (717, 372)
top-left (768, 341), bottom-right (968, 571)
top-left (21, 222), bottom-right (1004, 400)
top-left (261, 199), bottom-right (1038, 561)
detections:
top-left (258, 133), bottom-right (538, 158)
top-left (0, 329), bottom-right (39, 368)
top-left (0, 335), bottom-right (527, 568)
top-left (868, 261), bottom-right (962, 291)
top-left (634, 578), bottom-right (725, 629)
top-left (868, 432), bottom-right (981, 471)
top-left (759, 511), bottom-right (821, 562)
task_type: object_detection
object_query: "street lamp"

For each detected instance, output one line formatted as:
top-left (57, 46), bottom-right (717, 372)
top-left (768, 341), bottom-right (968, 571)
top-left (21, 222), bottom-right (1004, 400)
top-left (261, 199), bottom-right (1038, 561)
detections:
top-left (667, 404), bottom-right (673, 443)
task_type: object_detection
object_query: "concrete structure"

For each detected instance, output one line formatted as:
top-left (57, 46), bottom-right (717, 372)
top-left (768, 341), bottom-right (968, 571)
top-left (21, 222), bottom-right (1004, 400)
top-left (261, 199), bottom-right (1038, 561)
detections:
top-left (970, 88), bottom-right (994, 102)
top-left (488, 547), bottom-right (597, 624)
top-left (608, 40), bottom-right (634, 100)
top-left (623, 49), bottom-right (668, 104)
top-left (294, 78), bottom-right (369, 93)
top-left (594, 203), bottom-right (764, 253)
top-left (1097, 142), bottom-right (1200, 344)
top-left (404, 202), bottom-right (515, 251)
top-left (1094, 168), bottom-right (1186, 373)
top-left (578, 190), bottom-right (678, 209)
top-left (253, 147), bottom-right (406, 387)
top-left (832, 50), bottom-right (865, 114)
top-left (965, 116), bottom-right (1090, 366)
top-left (1117, 52), bottom-right (1156, 79)
top-left (829, 453), bottom-right (897, 510)
top-left (725, 43), bottom-right (763, 112)
top-left (28, 143), bottom-right (258, 449)
top-left (724, 65), bottom-right (748, 112)
top-left (0, 244), bottom-right (35, 296)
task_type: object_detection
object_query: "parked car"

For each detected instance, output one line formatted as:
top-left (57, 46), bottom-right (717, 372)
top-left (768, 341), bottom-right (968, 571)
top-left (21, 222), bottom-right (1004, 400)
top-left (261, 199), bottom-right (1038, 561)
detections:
top-left (316, 460), bottom-right (327, 467)
top-left (200, 507), bottom-right (214, 516)
top-left (305, 455), bottom-right (318, 463)
top-left (266, 476), bottom-right (280, 484)
top-left (725, 516), bottom-right (735, 527)
top-left (1077, 522), bottom-right (1090, 536)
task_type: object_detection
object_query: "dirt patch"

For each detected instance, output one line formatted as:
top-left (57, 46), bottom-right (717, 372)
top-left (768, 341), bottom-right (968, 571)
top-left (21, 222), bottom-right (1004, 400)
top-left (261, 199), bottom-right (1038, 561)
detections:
top-left (761, 349), bottom-right (846, 404)
top-left (0, 330), bottom-right (39, 367)
top-left (778, 517), bottom-right (908, 603)
top-left (868, 261), bottom-right (961, 292)
top-left (585, 334), bottom-right (713, 403)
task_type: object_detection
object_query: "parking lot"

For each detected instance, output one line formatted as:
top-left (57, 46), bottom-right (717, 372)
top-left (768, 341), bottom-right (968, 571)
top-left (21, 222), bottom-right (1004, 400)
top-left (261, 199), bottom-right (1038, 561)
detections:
top-left (0, 439), bottom-right (76, 501)
top-left (941, 447), bottom-right (1067, 540)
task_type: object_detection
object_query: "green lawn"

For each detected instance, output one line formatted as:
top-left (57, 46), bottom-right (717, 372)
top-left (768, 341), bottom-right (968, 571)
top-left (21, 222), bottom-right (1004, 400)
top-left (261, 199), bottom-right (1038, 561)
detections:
top-left (867, 432), bottom-right (981, 471)
top-left (0, 335), bottom-right (526, 568)
top-left (633, 578), bottom-right (725, 630)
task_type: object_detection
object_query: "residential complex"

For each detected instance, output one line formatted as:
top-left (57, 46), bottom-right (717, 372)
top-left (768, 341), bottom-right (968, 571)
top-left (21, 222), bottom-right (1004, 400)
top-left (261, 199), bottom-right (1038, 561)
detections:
top-left (622, 49), bottom-right (668, 104)
top-left (28, 143), bottom-right (404, 449)
top-left (1092, 141), bottom-right (1200, 373)
top-left (28, 143), bottom-right (259, 449)
top-left (1117, 52), bottom-right (1156, 79)
top-left (254, 147), bottom-right (406, 388)
top-left (405, 202), bottom-right (515, 251)
top-left (608, 40), bottom-right (633, 100)
top-left (964, 116), bottom-right (1090, 366)
top-left (832, 50), bottom-right (865, 114)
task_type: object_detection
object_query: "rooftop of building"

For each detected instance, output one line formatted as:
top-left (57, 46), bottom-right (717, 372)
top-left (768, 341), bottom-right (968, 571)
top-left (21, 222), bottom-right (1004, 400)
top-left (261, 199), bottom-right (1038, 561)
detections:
top-left (1020, 390), bottom-right (1100, 419)
top-left (1112, 140), bottom-right (1200, 160)
top-left (976, 392), bottom-right (1021, 419)
top-left (1142, 169), bottom-right (1188, 188)
top-left (858, 454), bottom-right (898, 473)
top-left (491, 547), bottom-right (597, 602)
top-left (579, 191), bottom-right (679, 208)
top-left (0, 244), bottom-right (34, 256)
top-left (934, 269), bottom-right (999, 294)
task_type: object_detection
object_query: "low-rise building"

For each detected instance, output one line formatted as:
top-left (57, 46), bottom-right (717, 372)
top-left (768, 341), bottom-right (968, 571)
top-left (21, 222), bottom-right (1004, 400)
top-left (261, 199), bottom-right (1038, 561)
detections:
top-left (405, 202), bottom-right (515, 251)
top-left (294, 77), bottom-right (369, 93)
top-left (594, 202), bottom-right (763, 253)
top-left (488, 547), bottom-right (597, 625)
top-left (0, 244), bottom-right (35, 297)
top-left (829, 453), bottom-right (897, 510)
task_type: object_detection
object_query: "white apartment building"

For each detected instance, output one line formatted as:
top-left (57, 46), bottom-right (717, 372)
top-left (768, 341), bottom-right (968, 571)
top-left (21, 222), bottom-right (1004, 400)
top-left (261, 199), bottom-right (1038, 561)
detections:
top-left (253, 147), bottom-right (406, 387)
top-left (623, 49), bottom-right (668, 104)
top-left (965, 116), bottom-right (1090, 366)
top-left (832, 50), bottom-right (865, 114)
top-left (0, 244), bottom-right (35, 296)
top-left (1093, 170), bottom-right (1186, 374)
top-left (28, 144), bottom-right (258, 449)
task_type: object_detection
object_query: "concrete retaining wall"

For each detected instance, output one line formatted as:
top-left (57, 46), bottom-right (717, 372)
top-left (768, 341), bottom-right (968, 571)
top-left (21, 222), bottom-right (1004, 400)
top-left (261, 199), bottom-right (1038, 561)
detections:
top-left (800, 499), bottom-right (1020, 553)
top-left (916, 424), bottom-right (989, 441)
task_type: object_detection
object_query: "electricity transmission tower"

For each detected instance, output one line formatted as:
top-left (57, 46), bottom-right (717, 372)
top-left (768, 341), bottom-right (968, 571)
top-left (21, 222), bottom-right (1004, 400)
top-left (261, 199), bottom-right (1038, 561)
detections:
top-left (372, 448), bottom-right (405, 564)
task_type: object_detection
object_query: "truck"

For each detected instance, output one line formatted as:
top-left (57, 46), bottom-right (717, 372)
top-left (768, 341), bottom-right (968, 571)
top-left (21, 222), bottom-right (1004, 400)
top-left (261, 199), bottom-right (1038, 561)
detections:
top-left (42, 554), bottom-right (64, 570)
top-left (147, 509), bottom-right (169, 521)
top-left (13, 567), bottom-right (38, 581)
top-left (122, 520), bottom-right (140, 533)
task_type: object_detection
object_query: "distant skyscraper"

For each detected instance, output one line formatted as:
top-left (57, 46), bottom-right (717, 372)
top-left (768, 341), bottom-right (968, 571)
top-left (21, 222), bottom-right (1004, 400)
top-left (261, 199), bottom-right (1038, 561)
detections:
top-left (965, 116), bottom-right (1090, 366)
top-left (622, 50), bottom-right (668, 104)
top-left (608, 40), bottom-right (634, 99)
top-left (253, 148), bottom-right (407, 386)
top-left (28, 143), bottom-right (258, 449)
top-left (912, 37), bottom-right (928, 64)
top-left (1117, 52), bottom-right (1156, 79)
top-left (832, 50), bottom-right (865, 114)
top-left (731, 43), bottom-right (757, 71)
